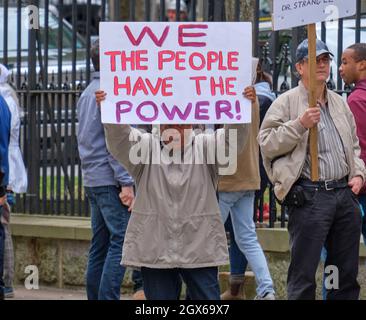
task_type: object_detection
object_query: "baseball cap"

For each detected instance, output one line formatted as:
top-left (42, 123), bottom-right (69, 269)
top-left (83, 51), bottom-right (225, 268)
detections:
top-left (295, 39), bottom-right (334, 63)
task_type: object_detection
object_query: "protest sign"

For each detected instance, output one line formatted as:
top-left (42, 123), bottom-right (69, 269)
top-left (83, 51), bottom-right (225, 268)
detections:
top-left (99, 22), bottom-right (252, 124)
top-left (272, 0), bottom-right (356, 31)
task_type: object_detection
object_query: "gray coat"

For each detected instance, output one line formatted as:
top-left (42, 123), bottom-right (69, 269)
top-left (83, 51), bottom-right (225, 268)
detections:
top-left (104, 123), bottom-right (249, 269)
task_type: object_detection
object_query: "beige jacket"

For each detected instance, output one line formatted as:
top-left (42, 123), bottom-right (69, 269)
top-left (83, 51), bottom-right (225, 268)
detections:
top-left (218, 100), bottom-right (260, 191)
top-left (104, 123), bottom-right (249, 268)
top-left (258, 81), bottom-right (366, 201)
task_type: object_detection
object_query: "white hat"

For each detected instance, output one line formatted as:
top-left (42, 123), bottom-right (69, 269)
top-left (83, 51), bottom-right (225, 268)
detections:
top-left (166, 0), bottom-right (187, 12)
top-left (0, 64), bottom-right (10, 84)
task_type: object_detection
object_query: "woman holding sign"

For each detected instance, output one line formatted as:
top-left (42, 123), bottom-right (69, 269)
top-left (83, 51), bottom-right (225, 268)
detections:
top-left (95, 85), bottom-right (256, 300)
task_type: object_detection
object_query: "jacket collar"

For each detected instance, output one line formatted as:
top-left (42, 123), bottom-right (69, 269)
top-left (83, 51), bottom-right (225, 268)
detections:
top-left (298, 80), bottom-right (329, 106)
top-left (354, 78), bottom-right (366, 91)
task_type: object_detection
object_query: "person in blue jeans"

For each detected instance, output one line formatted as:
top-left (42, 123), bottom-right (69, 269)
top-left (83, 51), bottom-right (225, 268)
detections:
top-left (0, 94), bottom-right (11, 300)
top-left (77, 39), bottom-right (140, 300)
top-left (221, 216), bottom-right (248, 300)
top-left (218, 59), bottom-right (275, 300)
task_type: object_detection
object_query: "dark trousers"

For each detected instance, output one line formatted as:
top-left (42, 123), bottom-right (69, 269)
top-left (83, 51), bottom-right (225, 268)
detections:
top-left (287, 186), bottom-right (361, 300)
top-left (141, 267), bottom-right (220, 300)
top-left (0, 206), bottom-right (4, 299)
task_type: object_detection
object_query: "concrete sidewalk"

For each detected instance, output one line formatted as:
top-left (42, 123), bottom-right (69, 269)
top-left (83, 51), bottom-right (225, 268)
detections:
top-left (6, 286), bottom-right (133, 300)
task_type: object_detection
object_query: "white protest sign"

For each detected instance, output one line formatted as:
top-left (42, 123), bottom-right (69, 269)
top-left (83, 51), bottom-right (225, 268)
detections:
top-left (99, 22), bottom-right (252, 124)
top-left (273, 0), bottom-right (356, 31)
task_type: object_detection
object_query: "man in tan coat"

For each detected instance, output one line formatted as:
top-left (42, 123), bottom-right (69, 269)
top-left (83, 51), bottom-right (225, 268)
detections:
top-left (258, 39), bottom-right (366, 300)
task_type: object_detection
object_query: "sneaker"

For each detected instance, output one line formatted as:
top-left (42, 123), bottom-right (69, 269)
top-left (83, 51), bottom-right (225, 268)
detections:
top-left (254, 292), bottom-right (275, 300)
top-left (132, 289), bottom-right (146, 300)
top-left (4, 287), bottom-right (14, 299)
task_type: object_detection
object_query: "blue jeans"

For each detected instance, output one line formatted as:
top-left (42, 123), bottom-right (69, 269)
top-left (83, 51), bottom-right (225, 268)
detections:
top-left (132, 269), bottom-right (143, 292)
top-left (219, 191), bottom-right (274, 296)
top-left (360, 194), bottom-right (366, 245)
top-left (141, 267), bottom-right (220, 300)
top-left (0, 206), bottom-right (4, 297)
top-left (85, 185), bottom-right (130, 300)
top-left (224, 217), bottom-right (248, 278)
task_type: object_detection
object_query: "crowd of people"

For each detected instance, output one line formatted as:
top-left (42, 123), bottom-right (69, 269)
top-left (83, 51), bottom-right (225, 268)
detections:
top-left (0, 1), bottom-right (366, 301)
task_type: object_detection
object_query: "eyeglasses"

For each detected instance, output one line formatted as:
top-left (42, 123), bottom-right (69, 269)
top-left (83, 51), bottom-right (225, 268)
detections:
top-left (316, 55), bottom-right (332, 64)
top-left (302, 55), bottom-right (332, 65)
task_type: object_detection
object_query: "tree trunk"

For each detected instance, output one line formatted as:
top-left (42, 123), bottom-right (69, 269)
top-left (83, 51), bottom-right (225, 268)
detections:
top-left (119, 0), bottom-right (145, 21)
top-left (225, 0), bottom-right (256, 22)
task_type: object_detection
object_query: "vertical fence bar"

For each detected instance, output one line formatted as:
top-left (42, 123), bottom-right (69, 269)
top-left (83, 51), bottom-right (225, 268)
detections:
top-left (78, 152), bottom-right (83, 216)
top-left (271, 31), bottom-right (280, 93)
top-left (213, 0), bottom-right (223, 21)
top-left (21, 87), bottom-right (29, 213)
top-left (3, 0), bottom-right (8, 66)
top-left (70, 92), bottom-right (76, 216)
top-left (111, 0), bottom-right (120, 21)
top-left (27, 0), bottom-right (39, 214)
top-left (321, 21), bottom-right (326, 43)
top-left (190, 0), bottom-right (196, 21)
top-left (16, 0), bottom-right (21, 90)
top-left (72, 0), bottom-right (77, 90)
top-left (203, 0), bottom-right (209, 21)
top-left (176, 0), bottom-right (181, 21)
top-left (145, 0), bottom-right (151, 21)
top-left (291, 27), bottom-right (302, 88)
top-left (41, 92), bottom-right (47, 214)
top-left (56, 0), bottom-right (64, 214)
top-left (356, 0), bottom-right (361, 43)
top-left (57, 0), bottom-right (63, 89)
top-left (35, 90), bottom-right (41, 213)
top-left (268, 186), bottom-right (277, 228)
top-left (234, 0), bottom-right (240, 21)
top-left (337, 18), bottom-right (343, 91)
top-left (50, 90), bottom-right (55, 214)
top-left (56, 91), bottom-right (62, 215)
top-left (101, 0), bottom-right (106, 21)
top-left (63, 91), bottom-right (69, 215)
top-left (253, 0), bottom-right (260, 57)
top-left (129, 0), bottom-right (136, 21)
top-left (160, 0), bottom-right (165, 21)
top-left (69, 0), bottom-right (78, 216)
top-left (44, 0), bottom-right (49, 87)
top-left (86, 0), bottom-right (91, 85)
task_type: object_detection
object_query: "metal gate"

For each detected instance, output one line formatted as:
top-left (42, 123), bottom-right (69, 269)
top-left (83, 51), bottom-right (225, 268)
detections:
top-left (1, 0), bottom-right (364, 227)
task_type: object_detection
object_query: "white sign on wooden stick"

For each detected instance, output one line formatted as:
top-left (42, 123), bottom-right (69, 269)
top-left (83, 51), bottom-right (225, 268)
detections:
top-left (272, 0), bottom-right (356, 31)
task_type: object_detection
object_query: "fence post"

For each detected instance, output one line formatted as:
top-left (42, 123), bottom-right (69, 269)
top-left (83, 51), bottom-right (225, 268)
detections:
top-left (27, 0), bottom-right (40, 213)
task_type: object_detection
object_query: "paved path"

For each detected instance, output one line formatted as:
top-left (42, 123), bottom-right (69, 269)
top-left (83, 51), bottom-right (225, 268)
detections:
top-left (6, 286), bottom-right (133, 300)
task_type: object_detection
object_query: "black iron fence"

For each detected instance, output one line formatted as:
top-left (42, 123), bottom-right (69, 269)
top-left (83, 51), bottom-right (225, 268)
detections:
top-left (0, 0), bottom-right (364, 226)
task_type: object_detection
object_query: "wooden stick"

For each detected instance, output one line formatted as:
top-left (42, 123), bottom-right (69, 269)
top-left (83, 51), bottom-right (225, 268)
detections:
top-left (307, 24), bottom-right (319, 181)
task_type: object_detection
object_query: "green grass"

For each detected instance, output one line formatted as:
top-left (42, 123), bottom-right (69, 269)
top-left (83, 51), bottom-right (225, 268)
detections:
top-left (39, 175), bottom-right (84, 200)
